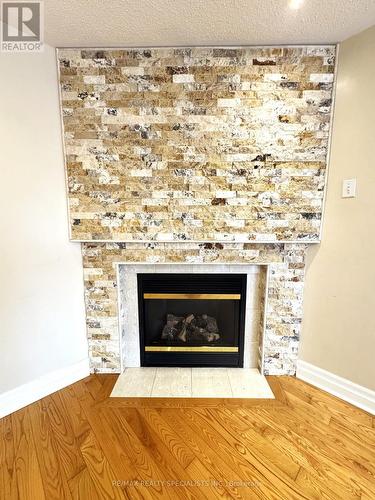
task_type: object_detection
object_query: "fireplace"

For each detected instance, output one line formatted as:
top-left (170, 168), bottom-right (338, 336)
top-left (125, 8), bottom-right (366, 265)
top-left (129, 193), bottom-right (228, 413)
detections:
top-left (137, 273), bottom-right (247, 367)
top-left (58, 47), bottom-right (337, 375)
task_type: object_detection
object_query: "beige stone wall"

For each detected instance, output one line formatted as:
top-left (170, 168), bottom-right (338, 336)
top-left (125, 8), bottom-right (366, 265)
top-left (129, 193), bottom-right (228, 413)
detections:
top-left (301, 26), bottom-right (375, 390)
top-left (58, 46), bottom-right (336, 243)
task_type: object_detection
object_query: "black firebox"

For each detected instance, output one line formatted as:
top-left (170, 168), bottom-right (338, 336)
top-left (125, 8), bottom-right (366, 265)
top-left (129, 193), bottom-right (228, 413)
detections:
top-left (137, 273), bottom-right (247, 367)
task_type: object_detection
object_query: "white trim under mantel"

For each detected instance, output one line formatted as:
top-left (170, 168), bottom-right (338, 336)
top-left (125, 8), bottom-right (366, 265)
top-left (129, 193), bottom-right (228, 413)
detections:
top-left (296, 360), bottom-right (375, 415)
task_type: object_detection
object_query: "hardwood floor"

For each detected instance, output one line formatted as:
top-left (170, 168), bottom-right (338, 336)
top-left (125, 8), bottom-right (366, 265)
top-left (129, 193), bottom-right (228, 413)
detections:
top-left (1, 375), bottom-right (374, 499)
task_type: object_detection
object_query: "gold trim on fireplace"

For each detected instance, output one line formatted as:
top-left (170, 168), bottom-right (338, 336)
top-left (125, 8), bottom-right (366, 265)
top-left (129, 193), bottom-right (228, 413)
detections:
top-left (143, 293), bottom-right (241, 300)
top-left (145, 346), bottom-right (239, 352)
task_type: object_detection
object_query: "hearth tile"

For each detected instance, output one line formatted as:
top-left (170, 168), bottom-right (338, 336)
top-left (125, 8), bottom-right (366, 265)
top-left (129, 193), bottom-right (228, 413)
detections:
top-left (110, 367), bottom-right (156, 397)
top-left (151, 368), bottom-right (192, 397)
top-left (191, 368), bottom-right (232, 397)
top-left (110, 368), bottom-right (274, 398)
top-left (227, 368), bottom-right (275, 398)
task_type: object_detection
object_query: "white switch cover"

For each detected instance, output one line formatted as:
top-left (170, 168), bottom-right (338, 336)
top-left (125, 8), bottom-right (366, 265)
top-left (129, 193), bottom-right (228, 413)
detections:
top-left (342, 178), bottom-right (357, 198)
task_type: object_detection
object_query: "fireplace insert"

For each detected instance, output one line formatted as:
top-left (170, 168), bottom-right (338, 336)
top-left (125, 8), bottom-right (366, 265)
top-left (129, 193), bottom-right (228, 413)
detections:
top-left (137, 273), bottom-right (247, 367)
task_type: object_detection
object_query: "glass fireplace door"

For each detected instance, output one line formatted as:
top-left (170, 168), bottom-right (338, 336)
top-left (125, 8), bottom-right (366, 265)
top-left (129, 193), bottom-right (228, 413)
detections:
top-left (138, 274), bottom-right (246, 367)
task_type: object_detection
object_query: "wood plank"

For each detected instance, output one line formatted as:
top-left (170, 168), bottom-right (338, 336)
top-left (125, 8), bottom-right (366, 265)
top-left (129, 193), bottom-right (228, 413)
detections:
top-left (205, 407), bottom-right (301, 480)
top-left (95, 374), bottom-right (118, 401)
top-left (294, 467), bottom-right (345, 500)
top-left (84, 375), bottom-right (105, 402)
top-left (120, 408), bottom-right (208, 499)
top-left (98, 396), bottom-right (281, 409)
top-left (226, 406), bottom-right (346, 500)
top-left (59, 384), bottom-right (91, 439)
top-left (329, 415), bottom-right (375, 446)
top-left (283, 388), bottom-right (332, 425)
top-left (157, 409), bottom-right (246, 498)
top-left (160, 408), bottom-right (275, 499)
top-left (240, 408), bottom-right (370, 499)
top-left (266, 376), bottom-right (288, 404)
top-left (28, 400), bottom-right (73, 500)
top-left (185, 458), bottom-right (238, 499)
top-left (109, 408), bottom-right (189, 500)
top-left (180, 407), bottom-right (310, 500)
top-left (277, 411), bottom-right (375, 494)
top-left (82, 404), bottom-right (165, 500)
top-left (79, 431), bottom-right (127, 499)
top-left (0, 415), bottom-right (16, 500)
top-left (68, 468), bottom-right (102, 500)
top-left (1, 374), bottom-right (374, 499)
top-left (11, 407), bottom-right (46, 500)
top-left (328, 416), bottom-right (375, 450)
top-left (72, 379), bottom-right (96, 410)
top-left (282, 376), bottom-right (373, 427)
top-left (41, 392), bottom-right (86, 481)
top-left (270, 405), bottom-right (375, 482)
top-left (132, 408), bottom-right (196, 469)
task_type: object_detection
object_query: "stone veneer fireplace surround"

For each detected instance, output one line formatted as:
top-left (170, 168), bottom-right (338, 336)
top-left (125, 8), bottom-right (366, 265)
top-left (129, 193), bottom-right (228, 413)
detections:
top-left (58, 46), bottom-right (337, 376)
top-left (82, 242), bottom-right (306, 375)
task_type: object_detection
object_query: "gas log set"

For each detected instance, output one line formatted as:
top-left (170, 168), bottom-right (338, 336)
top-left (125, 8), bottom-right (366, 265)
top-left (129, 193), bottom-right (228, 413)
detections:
top-left (161, 313), bottom-right (221, 344)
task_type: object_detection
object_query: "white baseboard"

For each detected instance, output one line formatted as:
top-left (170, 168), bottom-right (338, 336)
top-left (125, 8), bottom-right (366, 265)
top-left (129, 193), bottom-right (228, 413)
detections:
top-left (0, 358), bottom-right (90, 419)
top-left (296, 360), bottom-right (375, 415)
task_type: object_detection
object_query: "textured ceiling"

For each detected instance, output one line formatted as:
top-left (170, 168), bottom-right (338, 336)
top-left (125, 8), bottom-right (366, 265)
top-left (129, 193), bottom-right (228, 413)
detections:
top-left (41, 0), bottom-right (375, 47)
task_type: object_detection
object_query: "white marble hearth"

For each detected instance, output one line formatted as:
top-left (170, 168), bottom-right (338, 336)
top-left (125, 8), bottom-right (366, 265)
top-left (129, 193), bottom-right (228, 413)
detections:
top-left (110, 368), bottom-right (274, 398)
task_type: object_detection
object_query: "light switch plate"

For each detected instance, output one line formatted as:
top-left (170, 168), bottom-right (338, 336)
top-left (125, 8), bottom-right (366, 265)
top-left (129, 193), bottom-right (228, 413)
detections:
top-left (342, 178), bottom-right (357, 198)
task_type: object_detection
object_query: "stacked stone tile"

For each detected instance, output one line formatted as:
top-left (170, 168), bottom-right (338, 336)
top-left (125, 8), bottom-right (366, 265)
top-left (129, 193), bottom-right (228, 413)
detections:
top-left (82, 242), bottom-right (306, 375)
top-left (58, 46), bottom-right (335, 242)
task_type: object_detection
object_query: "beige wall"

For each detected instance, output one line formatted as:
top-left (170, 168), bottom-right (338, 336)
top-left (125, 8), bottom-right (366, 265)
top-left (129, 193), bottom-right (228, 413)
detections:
top-left (301, 26), bottom-right (375, 391)
top-left (0, 42), bottom-right (89, 394)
